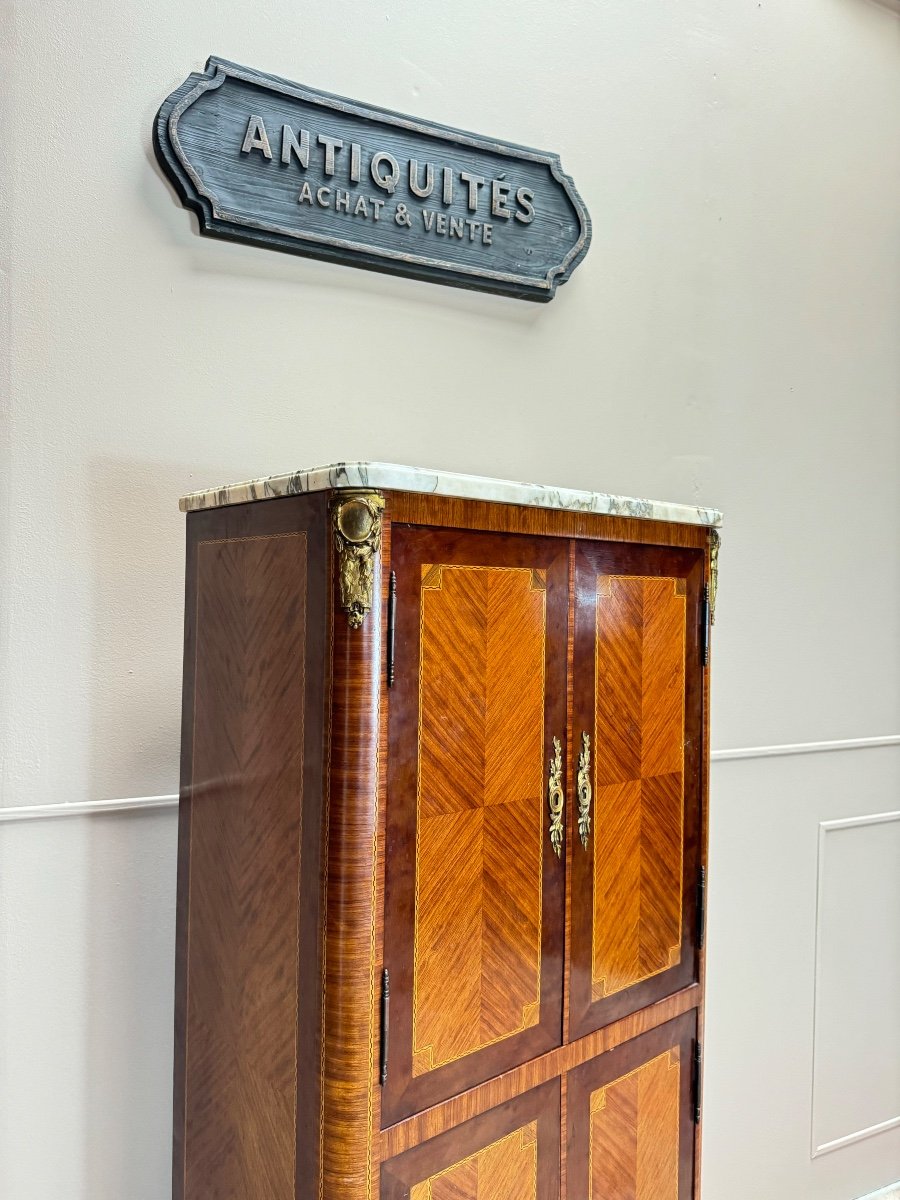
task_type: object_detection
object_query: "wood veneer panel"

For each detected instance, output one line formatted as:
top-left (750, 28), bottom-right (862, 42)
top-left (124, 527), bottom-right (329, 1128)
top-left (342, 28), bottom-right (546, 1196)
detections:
top-left (380, 986), bottom-right (699, 1158)
top-left (382, 527), bottom-right (568, 1126)
top-left (566, 1013), bottom-right (697, 1200)
top-left (175, 494), bottom-right (329, 1200)
top-left (570, 543), bottom-right (704, 1040)
top-left (384, 492), bottom-right (711, 550)
top-left (693, 534), bottom-right (714, 1200)
top-left (381, 1081), bottom-right (560, 1200)
top-left (415, 564), bottom-right (546, 1073)
top-left (320, 489), bottom-right (384, 1200)
top-left (592, 577), bottom-right (685, 1000)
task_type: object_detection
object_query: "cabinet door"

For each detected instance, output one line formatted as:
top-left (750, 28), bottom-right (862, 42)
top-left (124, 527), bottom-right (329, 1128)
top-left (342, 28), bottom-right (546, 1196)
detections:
top-left (566, 1013), bottom-right (697, 1200)
top-left (569, 542), bottom-right (704, 1039)
top-left (383, 527), bottom-right (569, 1125)
top-left (381, 1081), bottom-right (560, 1200)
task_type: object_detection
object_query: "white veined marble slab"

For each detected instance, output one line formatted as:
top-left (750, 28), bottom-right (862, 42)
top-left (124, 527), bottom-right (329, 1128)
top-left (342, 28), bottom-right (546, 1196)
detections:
top-left (179, 461), bottom-right (722, 527)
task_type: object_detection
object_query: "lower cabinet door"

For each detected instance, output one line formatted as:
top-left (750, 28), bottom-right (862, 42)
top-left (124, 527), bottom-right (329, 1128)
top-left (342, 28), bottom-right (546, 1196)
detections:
top-left (380, 1080), bottom-right (560, 1200)
top-left (566, 1013), bottom-right (697, 1200)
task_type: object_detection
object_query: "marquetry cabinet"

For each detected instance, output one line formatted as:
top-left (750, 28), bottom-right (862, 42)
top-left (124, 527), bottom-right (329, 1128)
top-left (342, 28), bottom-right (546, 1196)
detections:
top-left (174, 463), bottom-right (720, 1200)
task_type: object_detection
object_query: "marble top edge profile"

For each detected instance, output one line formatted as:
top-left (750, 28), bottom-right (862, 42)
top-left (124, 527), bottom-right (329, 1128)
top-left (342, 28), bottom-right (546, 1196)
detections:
top-left (179, 462), bottom-right (723, 527)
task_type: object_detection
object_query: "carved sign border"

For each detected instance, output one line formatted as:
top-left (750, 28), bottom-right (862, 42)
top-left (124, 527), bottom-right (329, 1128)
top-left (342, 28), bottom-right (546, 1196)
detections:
top-left (154, 57), bottom-right (592, 301)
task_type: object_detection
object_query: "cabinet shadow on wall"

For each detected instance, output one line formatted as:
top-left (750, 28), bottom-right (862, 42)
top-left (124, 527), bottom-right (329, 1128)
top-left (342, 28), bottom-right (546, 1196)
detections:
top-left (85, 456), bottom-right (221, 804)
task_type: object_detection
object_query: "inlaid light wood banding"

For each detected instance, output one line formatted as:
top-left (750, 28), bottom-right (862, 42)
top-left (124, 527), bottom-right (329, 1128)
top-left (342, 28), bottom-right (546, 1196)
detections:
top-left (409, 1122), bottom-right (538, 1200)
top-left (380, 987), bottom-right (699, 1159)
top-left (184, 532), bottom-right (307, 1200)
top-left (588, 1049), bottom-right (681, 1200)
top-left (593, 576), bottom-right (686, 999)
top-left (413, 565), bottom-right (546, 1075)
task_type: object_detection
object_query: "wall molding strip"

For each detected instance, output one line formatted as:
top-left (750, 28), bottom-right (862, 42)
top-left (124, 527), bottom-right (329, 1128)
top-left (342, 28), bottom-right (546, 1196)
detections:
top-left (0, 793), bottom-right (179, 823)
top-left (1, 735), bottom-right (898, 823)
top-left (711, 734), bottom-right (900, 762)
top-left (815, 1112), bottom-right (900, 1158)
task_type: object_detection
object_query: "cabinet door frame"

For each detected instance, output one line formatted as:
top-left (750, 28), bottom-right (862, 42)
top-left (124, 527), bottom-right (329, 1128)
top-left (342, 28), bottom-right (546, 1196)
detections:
top-left (382, 525), bottom-right (570, 1127)
top-left (566, 1011), bottom-right (698, 1200)
top-left (569, 541), bottom-right (705, 1041)
top-left (380, 1079), bottom-right (561, 1199)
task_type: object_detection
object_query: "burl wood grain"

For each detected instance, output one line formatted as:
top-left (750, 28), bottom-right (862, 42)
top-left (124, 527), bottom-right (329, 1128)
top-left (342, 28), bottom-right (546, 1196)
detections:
top-left (567, 1013), bottom-right (696, 1200)
top-left (382, 527), bottom-right (568, 1126)
top-left (181, 530), bottom-right (307, 1200)
top-left (414, 565), bottom-right (546, 1075)
top-left (593, 575), bottom-right (686, 1000)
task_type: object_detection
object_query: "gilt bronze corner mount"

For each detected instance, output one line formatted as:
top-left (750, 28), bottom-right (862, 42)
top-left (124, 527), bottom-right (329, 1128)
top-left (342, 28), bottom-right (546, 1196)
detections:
top-left (332, 490), bottom-right (386, 629)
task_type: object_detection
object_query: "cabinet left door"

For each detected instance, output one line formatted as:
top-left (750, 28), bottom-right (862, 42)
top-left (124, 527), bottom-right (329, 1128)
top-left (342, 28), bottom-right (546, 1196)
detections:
top-left (382, 526), bottom-right (569, 1125)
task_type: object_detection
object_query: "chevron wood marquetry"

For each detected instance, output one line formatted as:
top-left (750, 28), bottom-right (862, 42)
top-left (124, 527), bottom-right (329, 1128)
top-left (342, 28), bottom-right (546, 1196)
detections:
top-left (414, 565), bottom-right (546, 1075)
top-left (566, 1014), bottom-right (695, 1200)
top-left (588, 1050), bottom-right (681, 1200)
top-left (592, 575), bottom-right (687, 1000)
top-left (410, 1122), bottom-right (538, 1200)
top-left (175, 482), bottom-right (715, 1200)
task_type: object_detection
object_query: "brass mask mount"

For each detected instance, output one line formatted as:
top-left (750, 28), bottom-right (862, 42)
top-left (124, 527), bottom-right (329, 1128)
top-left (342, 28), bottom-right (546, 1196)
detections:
top-left (332, 491), bottom-right (386, 629)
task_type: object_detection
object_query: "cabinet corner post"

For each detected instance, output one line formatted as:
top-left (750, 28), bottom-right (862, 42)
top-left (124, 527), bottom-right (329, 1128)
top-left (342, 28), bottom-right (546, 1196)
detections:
top-left (321, 492), bottom-right (384, 1200)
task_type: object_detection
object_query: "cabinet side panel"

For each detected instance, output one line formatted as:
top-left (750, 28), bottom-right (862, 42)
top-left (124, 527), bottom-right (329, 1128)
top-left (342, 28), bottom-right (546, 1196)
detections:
top-left (174, 496), bottom-right (329, 1200)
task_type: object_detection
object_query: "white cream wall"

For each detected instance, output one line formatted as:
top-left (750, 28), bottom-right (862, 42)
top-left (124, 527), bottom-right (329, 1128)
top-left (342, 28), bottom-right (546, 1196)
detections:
top-left (1, 0), bottom-right (898, 1197)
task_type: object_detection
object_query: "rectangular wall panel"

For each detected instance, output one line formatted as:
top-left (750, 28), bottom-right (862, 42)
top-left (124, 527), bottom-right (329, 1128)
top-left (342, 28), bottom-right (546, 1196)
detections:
top-left (703, 747), bottom-right (900, 1200)
top-left (813, 811), bottom-right (900, 1156)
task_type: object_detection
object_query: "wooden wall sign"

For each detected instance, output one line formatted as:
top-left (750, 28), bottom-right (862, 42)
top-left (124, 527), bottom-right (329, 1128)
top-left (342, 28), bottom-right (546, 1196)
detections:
top-left (154, 57), bottom-right (591, 301)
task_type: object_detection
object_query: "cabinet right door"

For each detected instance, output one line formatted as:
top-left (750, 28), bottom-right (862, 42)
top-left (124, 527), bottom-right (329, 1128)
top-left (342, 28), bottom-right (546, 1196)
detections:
top-left (566, 1012), bottom-right (697, 1200)
top-left (569, 541), bottom-right (705, 1040)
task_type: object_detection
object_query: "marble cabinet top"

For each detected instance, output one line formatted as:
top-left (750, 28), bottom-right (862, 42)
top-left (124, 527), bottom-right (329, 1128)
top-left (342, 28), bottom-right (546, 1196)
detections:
top-left (179, 462), bottom-right (722, 527)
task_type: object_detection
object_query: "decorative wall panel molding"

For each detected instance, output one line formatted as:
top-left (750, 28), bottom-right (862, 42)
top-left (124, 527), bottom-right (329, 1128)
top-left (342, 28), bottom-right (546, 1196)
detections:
top-left (812, 810), bottom-right (900, 1157)
top-left (4, 736), bottom-right (898, 822)
top-left (0, 794), bottom-right (178, 822)
top-left (711, 735), bottom-right (900, 762)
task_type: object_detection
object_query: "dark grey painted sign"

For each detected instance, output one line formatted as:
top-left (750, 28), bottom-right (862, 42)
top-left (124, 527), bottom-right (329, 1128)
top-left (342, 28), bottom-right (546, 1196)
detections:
top-left (154, 57), bottom-right (591, 302)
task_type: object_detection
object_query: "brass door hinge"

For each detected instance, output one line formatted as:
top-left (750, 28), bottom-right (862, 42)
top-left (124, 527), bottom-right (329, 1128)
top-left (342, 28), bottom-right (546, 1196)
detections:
top-left (697, 865), bottom-right (707, 950)
top-left (379, 968), bottom-right (390, 1086)
top-left (387, 570), bottom-right (397, 686)
top-left (692, 1041), bottom-right (703, 1124)
top-left (700, 583), bottom-right (711, 667)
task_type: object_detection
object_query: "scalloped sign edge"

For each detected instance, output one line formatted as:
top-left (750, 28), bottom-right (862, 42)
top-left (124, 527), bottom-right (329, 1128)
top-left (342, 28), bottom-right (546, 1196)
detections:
top-left (154, 56), bottom-right (592, 302)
